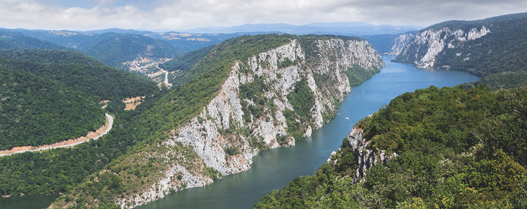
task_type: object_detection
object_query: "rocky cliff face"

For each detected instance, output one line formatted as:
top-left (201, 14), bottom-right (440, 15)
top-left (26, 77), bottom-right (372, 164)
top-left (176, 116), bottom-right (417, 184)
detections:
top-left (395, 26), bottom-right (490, 68)
top-left (346, 127), bottom-right (398, 183)
top-left (387, 33), bottom-right (415, 56)
top-left (326, 126), bottom-right (397, 184)
top-left (113, 37), bottom-right (384, 208)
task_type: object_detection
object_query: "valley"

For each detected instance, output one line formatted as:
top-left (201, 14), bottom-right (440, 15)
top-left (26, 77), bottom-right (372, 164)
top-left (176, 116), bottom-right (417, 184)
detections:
top-left (0, 9), bottom-right (527, 209)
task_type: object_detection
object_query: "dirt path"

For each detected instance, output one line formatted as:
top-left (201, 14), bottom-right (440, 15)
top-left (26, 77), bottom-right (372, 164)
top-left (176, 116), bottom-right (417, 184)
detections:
top-left (0, 113), bottom-right (114, 157)
top-left (159, 68), bottom-right (172, 88)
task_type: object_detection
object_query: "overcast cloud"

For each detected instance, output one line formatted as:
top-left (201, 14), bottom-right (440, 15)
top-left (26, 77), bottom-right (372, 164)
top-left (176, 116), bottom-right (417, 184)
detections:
top-left (0, 0), bottom-right (525, 31)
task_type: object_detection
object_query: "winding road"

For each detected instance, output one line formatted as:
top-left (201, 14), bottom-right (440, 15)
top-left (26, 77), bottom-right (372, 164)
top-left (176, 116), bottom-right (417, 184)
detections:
top-left (0, 113), bottom-right (114, 157)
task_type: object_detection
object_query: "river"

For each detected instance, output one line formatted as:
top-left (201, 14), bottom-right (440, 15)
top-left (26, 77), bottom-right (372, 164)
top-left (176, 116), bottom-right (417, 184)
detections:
top-left (0, 56), bottom-right (479, 209)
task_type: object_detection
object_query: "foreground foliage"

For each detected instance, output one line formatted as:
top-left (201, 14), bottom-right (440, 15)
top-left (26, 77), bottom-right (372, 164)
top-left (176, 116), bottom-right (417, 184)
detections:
top-left (255, 86), bottom-right (527, 208)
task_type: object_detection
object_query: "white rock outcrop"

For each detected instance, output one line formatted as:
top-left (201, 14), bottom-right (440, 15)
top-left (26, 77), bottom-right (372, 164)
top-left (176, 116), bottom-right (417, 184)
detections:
top-left (117, 38), bottom-right (385, 208)
top-left (397, 26), bottom-right (490, 68)
top-left (346, 128), bottom-right (398, 183)
top-left (387, 33), bottom-right (415, 56)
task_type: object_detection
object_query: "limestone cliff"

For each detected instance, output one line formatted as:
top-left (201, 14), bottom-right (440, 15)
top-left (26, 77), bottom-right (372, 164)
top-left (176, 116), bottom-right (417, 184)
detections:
top-left (394, 26), bottom-right (490, 68)
top-left (51, 35), bottom-right (385, 209)
top-left (387, 33), bottom-right (415, 56)
top-left (121, 37), bottom-right (383, 208)
top-left (346, 127), bottom-right (398, 183)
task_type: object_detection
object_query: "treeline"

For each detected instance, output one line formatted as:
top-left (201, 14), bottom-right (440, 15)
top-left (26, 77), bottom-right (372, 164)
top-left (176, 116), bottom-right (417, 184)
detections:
top-left (255, 86), bottom-right (527, 208)
top-left (0, 68), bottom-right (105, 150)
top-left (0, 49), bottom-right (158, 100)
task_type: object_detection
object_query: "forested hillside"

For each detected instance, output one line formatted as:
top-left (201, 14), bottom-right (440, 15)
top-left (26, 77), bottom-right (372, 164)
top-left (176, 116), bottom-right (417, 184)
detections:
top-left (255, 86), bottom-right (527, 208)
top-left (0, 49), bottom-right (158, 100)
top-left (0, 29), bottom-right (67, 50)
top-left (0, 91), bottom-right (168, 198)
top-left (394, 13), bottom-right (527, 90)
top-left (0, 68), bottom-right (105, 150)
top-left (83, 33), bottom-right (183, 68)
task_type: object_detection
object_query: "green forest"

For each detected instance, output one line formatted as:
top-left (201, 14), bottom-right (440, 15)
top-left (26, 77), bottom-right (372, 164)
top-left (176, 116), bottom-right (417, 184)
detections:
top-left (0, 49), bottom-right (158, 100)
top-left (0, 68), bottom-right (105, 150)
top-left (255, 86), bottom-right (527, 208)
top-left (0, 91), bottom-right (167, 198)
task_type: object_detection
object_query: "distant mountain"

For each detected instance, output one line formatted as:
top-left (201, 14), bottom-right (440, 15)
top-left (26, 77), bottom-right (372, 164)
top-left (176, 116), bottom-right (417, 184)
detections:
top-left (362, 32), bottom-right (417, 55)
top-left (82, 28), bottom-right (152, 35)
top-left (83, 32), bottom-right (182, 67)
top-left (0, 49), bottom-right (159, 100)
top-left (13, 29), bottom-right (184, 68)
top-left (184, 22), bottom-right (422, 36)
top-left (141, 32), bottom-right (258, 52)
top-left (394, 12), bottom-right (527, 89)
top-left (0, 29), bottom-right (67, 50)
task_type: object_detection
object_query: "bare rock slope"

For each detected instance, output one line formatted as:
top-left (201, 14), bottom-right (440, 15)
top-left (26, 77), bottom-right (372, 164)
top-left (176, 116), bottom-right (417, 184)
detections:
top-left (52, 35), bottom-right (385, 209)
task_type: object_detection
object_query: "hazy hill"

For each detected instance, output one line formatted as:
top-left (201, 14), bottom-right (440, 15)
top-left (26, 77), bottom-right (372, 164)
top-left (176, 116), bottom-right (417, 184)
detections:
top-left (0, 29), bottom-right (67, 50)
top-left (184, 22), bottom-right (422, 36)
top-left (82, 32), bottom-right (182, 67)
top-left (14, 29), bottom-right (183, 68)
top-left (362, 32), bottom-right (417, 55)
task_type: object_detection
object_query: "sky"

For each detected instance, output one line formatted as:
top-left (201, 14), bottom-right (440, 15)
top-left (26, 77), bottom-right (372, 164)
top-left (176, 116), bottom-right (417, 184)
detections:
top-left (0, 0), bottom-right (526, 31)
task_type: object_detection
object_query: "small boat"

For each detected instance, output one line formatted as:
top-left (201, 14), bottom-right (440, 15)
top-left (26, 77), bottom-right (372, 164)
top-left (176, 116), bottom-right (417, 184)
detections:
top-left (345, 117), bottom-right (349, 120)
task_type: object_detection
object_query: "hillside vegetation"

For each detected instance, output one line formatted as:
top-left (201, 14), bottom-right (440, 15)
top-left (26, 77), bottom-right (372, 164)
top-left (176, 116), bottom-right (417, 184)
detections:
top-left (159, 46), bottom-right (214, 84)
top-left (0, 93), bottom-right (165, 197)
top-left (0, 49), bottom-right (158, 100)
top-left (0, 68), bottom-right (105, 150)
top-left (255, 86), bottom-right (527, 208)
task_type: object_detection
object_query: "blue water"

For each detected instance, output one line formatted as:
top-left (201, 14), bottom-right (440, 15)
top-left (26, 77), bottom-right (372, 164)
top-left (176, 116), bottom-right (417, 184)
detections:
top-left (2, 56), bottom-right (479, 209)
top-left (135, 56), bottom-right (479, 209)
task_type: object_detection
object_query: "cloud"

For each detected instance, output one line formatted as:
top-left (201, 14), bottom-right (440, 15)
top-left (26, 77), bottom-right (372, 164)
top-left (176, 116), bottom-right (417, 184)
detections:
top-left (0, 0), bottom-right (525, 31)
